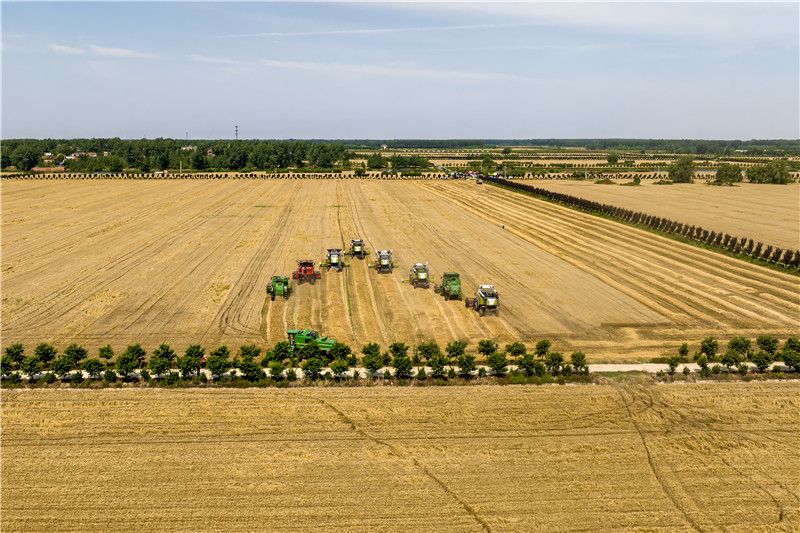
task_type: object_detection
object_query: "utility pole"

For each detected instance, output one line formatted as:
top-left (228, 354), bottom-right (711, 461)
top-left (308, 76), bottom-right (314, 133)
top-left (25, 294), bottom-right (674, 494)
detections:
top-left (235, 125), bottom-right (238, 141)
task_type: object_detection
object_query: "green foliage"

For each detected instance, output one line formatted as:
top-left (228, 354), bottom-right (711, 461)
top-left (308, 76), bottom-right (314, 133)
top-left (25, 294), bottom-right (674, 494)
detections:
top-left (535, 339), bottom-right (552, 358)
top-left (699, 366), bottom-right (712, 378)
top-left (177, 345), bottom-right (204, 378)
top-left (1, 356), bottom-right (15, 377)
top-left (711, 364), bottom-right (722, 375)
top-left (781, 349), bottom-right (800, 372)
top-left (83, 358), bottom-right (104, 379)
top-left (751, 350), bottom-right (772, 372)
top-left (570, 351), bottom-right (588, 374)
top-left (388, 342), bottom-right (408, 360)
top-left (700, 336), bottom-right (719, 359)
top-left (666, 355), bottom-right (680, 374)
top-left (486, 351), bottom-right (508, 374)
top-left (746, 159), bottom-right (794, 184)
top-left (301, 356), bottom-right (325, 380)
top-left (678, 343), bottom-right (689, 359)
top-left (362, 349), bottom-right (385, 374)
top-left (783, 337), bottom-right (800, 354)
top-left (286, 368), bottom-right (298, 381)
top-left (366, 152), bottom-right (387, 169)
top-left (238, 344), bottom-right (262, 361)
top-left (696, 354), bottom-right (709, 369)
top-left (63, 344), bottom-right (88, 367)
top-left (330, 358), bottom-right (350, 378)
top-left (115, 348), bottom-right (138, 379)
top-left (52, 355), bottom-right (75, 379)
top-left (720, 350), bottom-right (741, 370)
top-left (727, 336), bottom-right (751, 357)
top-left (4, 344), bottom-right (25, 365)
top-left (755, 335), bottom-right (779, 355)
top-left (682, 366), bottom-right (691, 375)
top-left (518, 353), bottom-right (545, 377)
top-left (713, 163), bottom-right (743, 184)
top-left (456, 353), bottom-right (477, 376)
top-left (271, 341), bottom-right (292, 363)
top-left (478, 367), bottom-right (487, 378)
top-left (43, 372), bottom-right (57, 384)
top-left (34, 343), bottom-right (57, 368)
top-left (428, 354), bottom-right (447, 378)
top-left (149, 344), bottom-right (175, 378)
top-left (445, 341), bottom-right (467, 360)
top-left (121, 344), bottom-right (147, 369)
top-left (447, 367), bottom-right (457, 379)
top-left (269, 361), bottom-right (285, 380)
top-left (103, 369), bottom-right (117, 383)
top-left (606, 152), bottom-right (619, 165)
top-left (416, 367), bottom-right (427, 380)
top-left (98, 344), bottom-right (114, 363)
top-left (477, 339), bottom-right (498, 357)
top-left (505, 342), bottom-right (526, 360)
top-left (545, 351), bottom-right (564, 375)
top-left (737, 363), bottom-right (749, 376)
top-left (239, 358), bottom-right (266, 382)
top-left (416, 341), bottom-right (442, 361)
top-left (207, 346), bottom-right (232, 378)
top-left (668, 155), bottom-right (695, 183)
top-left (329, 342), bottom-right (353, 366)
top-left (392, 353), bottom-right (413, 378)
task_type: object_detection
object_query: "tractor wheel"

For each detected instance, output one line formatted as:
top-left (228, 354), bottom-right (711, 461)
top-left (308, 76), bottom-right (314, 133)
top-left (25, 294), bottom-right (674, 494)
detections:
top-left (479, 307), bottom-right (485, 317)
top-left (271, 293), bottom-right (275, 301)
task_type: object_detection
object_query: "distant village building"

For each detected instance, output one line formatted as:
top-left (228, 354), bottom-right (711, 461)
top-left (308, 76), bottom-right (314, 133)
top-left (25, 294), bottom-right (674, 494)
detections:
top-left (181, 145), bottom-right (197, 151)
top-left (380, 144), bottom-right (388, 150)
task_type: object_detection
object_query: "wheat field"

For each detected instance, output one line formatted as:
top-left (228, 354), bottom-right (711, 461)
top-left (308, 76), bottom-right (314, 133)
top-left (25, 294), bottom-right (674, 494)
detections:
top-left (2, 382), bottom-right (798, 532)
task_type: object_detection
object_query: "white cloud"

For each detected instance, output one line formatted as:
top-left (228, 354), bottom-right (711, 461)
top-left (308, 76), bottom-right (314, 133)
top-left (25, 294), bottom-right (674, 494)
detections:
top-left (188, 54), bottom-right (236, 64)
top-left (50, 44), bottom-right (85, 55)
top-left (217, 22), bottom-right (527, 39)
top-left (89, 44), bottom-right (158, 59)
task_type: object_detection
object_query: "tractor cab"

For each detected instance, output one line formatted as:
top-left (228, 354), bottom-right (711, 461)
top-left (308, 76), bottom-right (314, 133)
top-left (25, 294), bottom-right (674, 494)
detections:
top-left (370, 250), bottom-right (397, 273)
top-left (406, 262), bottom-right (432, 288)
top-left (346, 239), bottom-right (370, 259)
top-left (321, 248), bottom-right (348, 271)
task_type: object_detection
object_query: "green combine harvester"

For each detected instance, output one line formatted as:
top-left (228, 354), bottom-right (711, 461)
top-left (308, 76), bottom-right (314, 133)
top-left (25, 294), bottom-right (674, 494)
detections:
top-left (344, 238), bottom-right (370, 260)
top-left (369, 250), bottom-right (398, 273)
top-left (402, 262), bottom-right (434, 288)
top-left (320, 248), bottom-right (349, 271)
top-left (465, 284), bottom-right (499, 316)
top-left (266, 275), bottom-right (292, 301)
top-left (434, 272), bottom-right (462, 300)
top-left (286, 329), bottom-right (337, 359)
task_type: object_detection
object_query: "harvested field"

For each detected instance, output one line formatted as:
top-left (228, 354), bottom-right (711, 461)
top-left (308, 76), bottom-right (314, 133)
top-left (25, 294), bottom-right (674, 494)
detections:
top-left (2, 383), bottom-right (798, 532)
top-left (520, 179), bottom-right (800, 250)
top-left (1, 179), bottom-right (798, 360)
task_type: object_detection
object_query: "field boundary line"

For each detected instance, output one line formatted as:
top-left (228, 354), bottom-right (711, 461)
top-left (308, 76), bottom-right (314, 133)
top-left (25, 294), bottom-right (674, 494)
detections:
top-left (615, 385), bottom-right (717, 533)
top-left (315, 396), bottom-right (492, 533)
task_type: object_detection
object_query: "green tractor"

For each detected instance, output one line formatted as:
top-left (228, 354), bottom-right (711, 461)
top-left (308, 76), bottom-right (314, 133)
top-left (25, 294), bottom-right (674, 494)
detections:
top-left (344, 238), bottom-right (370, 260)
top-left (266, 276), bottom-right (292, 301)
top-left (434, 272), bottom-right (462, 300)
top-left (368, 250), bottom-right (398, 273)
top-left (320, 248), bottom-right (349, 271)
top-left (286, 329), bottom-right (337, 359)
top-left (402, 262), bottom-right (434, 288)
top-left (465, 285), bottom-right (499, 316)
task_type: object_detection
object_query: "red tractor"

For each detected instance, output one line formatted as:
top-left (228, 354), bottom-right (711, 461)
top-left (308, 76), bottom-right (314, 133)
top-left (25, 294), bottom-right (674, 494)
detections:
top-left (292, 259), bottom-right (321, 284)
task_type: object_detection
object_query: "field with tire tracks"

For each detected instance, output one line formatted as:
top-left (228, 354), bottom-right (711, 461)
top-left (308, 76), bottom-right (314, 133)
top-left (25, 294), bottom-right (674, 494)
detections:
top-left (2, 179), bottom-right (797, 360)
top-left (2, 382), bottom-right (798, 532)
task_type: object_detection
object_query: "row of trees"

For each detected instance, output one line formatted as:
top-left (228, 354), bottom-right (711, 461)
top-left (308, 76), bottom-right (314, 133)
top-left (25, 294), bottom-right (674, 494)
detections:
top-left (668, 156), bottom-right (794, 184)
top-left (666, 335), bottom-right (800, 377)
top-left (483, 177), bottom-right (800, 270)
top-left (1, 338), bottom-right (587, 384)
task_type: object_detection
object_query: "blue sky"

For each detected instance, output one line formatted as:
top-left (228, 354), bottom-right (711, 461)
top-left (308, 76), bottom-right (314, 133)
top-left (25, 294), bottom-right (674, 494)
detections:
top-left (2, 1), bottom-right (798, 140)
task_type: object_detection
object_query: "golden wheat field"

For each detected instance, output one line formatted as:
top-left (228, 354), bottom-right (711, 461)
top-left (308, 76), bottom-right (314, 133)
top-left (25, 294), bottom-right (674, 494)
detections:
top-left (2, 179), bottom-right (798, 361)
top-left (2, 382), bottom-right (798, 532)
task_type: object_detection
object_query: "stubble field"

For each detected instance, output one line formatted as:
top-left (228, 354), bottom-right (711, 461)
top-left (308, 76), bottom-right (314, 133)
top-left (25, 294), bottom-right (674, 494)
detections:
top-left (2, 382), bottom-right (798, 532)
top-left (1, 179), bottom-right (798, 360)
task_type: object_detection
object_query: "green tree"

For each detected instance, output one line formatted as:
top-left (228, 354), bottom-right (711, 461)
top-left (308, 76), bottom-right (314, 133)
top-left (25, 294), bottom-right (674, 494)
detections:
top-left (366, 152), bottom-right (387, 169)
top-left (82, 358), bottom-right (105, 379)
top-left (428, 354), bottom-right (447, 378)
top-left (1, 356), bottom-right (15, 377)
top-left (299, 339), bottom-right (321, 362)
top-left (115, 349), bottom-right (138, 380)
top-left (329, 342), bottom-right (353, 366)
top-left (363, 350), bottom-right (384, 374)
top-left (505, 342), bottom-right (526, 360)
top-left (720, 350), bottom-right (741, 371)
top-left (4, 344), bottom-right (25, 367)
top-left (34, 343), bottom-right (57, 368)
top-left (545, 351), bottom-right (564, 375)
top-left (700, 336), bottom-right (719, 360)
top-left (486, 351), bottom-right (508, 374)
top-left (570, 351), bottom-right (588, 374)
top-left (456, 352), bottom-right (477, 376)
top-left (63, 344), bottom-right (88, 367)
top-left (781, 349), bottom-right (800, 372)
top-left (302, 356), bottom-right (325, 380)
top-left (392, 353), bottom-right (413, 378)
top-left (416, 341), bottom-right (442, 362)
top-left (52, 355), bottom-right (75, 379)
top-left (606, 152), bottom-right (619, 165)
top-left (535, 339), bottom-right (552, 359)
top-left (330, 358), bottom-right (350, 378)
top-left (206, 346), bottom-right (231, 379)
top-left (477, 339), bottom-right (498, 358)
top-left (518, 352), bottom-right (544, 377)
top-left (177, 345), bottom-right (204, 378)
top-left (11, 145), bottom-right (40, 171)
top-left (678, 343), bottom-right (690, 360)
top-left (239, 344), bottom-right (262, 361)
top-left (149, 344), bottom-right (175, 378)
top-left (445, 341), bottom-right (468, 361)
top-left (714, 163), bottom-right (743, 184)
top-left (666, 354), bottom-right (681, 375)
top-left (784, 337), bottom-right (800, 354)
top-left (751, 350), bottom-right (772, 373)
top-left (756, 335), bottom-right (779, 356)
top-left (727, 336), bottom-right (751, 358)
top-left (668, 155), bottom-right (695, 183)
top-left (269, 360), bottom-right (285, 379)
top-left (21, 356), bottom-right (41, 381)
top-left (239, 358), bottom-right (266, 381)
top-left (271, 341), bottom-right (292, 362)
top-left (98, 344), bottom-right (114, 367)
